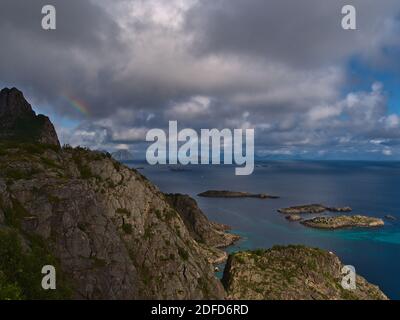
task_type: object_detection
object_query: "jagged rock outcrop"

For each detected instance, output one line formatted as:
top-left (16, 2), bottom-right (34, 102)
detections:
top-left (166, 194), bottom-right (240, 264)
top-left (222, 246), bottom-right (388, 300)
top-left (0, 88), bottom-right (60, 147)
top-left (0, 89), bottom-right (224, 300)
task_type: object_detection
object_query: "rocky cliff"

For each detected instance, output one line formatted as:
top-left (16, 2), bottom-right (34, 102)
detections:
top-left (0, 89), bottom-right (224, 300)
top-left (166, 194), bottom-right (239, 249)
top-left (222, 245), bottom-right (388, 300)
top-left (0, 88), bottom-right (60, 147)
top-left (166, 194), bottom-right (240, 264)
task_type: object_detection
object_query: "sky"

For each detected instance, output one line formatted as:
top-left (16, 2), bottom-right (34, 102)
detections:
top-left (1, 0), bottom-right (400, 160)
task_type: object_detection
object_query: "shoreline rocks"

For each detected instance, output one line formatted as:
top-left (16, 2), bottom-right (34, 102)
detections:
top-left (301, 215), bottom-right (385, 230)
top-left (198, 190), bottom-right (279, 199)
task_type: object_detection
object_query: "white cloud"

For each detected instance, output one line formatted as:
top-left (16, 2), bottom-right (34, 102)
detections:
top-left (383, 148), bottom-right (393, 156)
top-left (111, 128), bottom-right (149, 142)
top-left (385, 114), bottom-right (399, 129)
top-left (166, 96), bottom-right (211, 120)
top-left (308, 105), bottom-right (343, 122)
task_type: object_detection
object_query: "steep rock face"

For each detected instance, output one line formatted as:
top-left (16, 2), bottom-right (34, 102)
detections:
top-left (0, 146), bottom-right (225, 299)
top-left (166, 194), bottom-right (239, 248)
top-left (166, 194), bottom-right (240, 264)
top-left (222, 246), bottom-right (388, 300)
top-left (0, 88), bottom-right (60, 147)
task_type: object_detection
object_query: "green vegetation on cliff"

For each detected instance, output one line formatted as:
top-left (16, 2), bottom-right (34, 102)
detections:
top-left (0, 229), bottom-right (72, 300)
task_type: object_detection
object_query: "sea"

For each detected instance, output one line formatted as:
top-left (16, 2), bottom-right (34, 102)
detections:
top-left (129, 161), bottom-right (400, 300)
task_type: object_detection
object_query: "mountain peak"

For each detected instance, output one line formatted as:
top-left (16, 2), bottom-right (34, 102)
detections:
top-left (0, 87), bottom-right (35, 118)
top-left (0, 87), bottom-right (60, 147)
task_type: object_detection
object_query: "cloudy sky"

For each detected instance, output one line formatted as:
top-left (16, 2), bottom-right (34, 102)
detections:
top-left (1, 0), bottom-right (400, 160)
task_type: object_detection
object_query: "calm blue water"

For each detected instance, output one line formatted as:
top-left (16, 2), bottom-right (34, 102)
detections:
top-left (131, 161), bottom-right (400, 300)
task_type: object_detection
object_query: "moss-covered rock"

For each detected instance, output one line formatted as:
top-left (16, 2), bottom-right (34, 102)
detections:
top-left (0, 229), bottom-right (72, 300)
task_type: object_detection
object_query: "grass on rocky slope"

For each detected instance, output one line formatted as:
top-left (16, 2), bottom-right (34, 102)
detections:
top-left (0, 228), bottom-right (72, 300)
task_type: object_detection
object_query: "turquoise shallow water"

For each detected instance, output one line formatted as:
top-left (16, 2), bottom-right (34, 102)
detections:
top-left (131, 161), bottom-right (400, 300)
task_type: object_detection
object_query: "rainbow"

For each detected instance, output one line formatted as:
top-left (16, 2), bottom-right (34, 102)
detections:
top-left (62, 92), bottom-right (90, 116)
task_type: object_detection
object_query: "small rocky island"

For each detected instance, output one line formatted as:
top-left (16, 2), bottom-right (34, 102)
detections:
top-left (278, 204), bottom-right (352, 215)
top-left (301, 215), bottom-right (385, 230)
top-left (279, 204), bottom-right (385, 231)
top-left (222, 245), bottom-right (388, 300)
top-left (198, 190), bottom-right (279, 199)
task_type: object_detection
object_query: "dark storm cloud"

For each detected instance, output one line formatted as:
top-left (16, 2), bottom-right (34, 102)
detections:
top-left (186, 0), bottom-right (400, 68)
top-left (0, 0), bottom-right (124, 118)
top-left (0, 0), bottom-right (118, 48)
top-left (0, 0), bottom-right (342, 119)
top-left (0, 0), bottom-right (400, 158)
